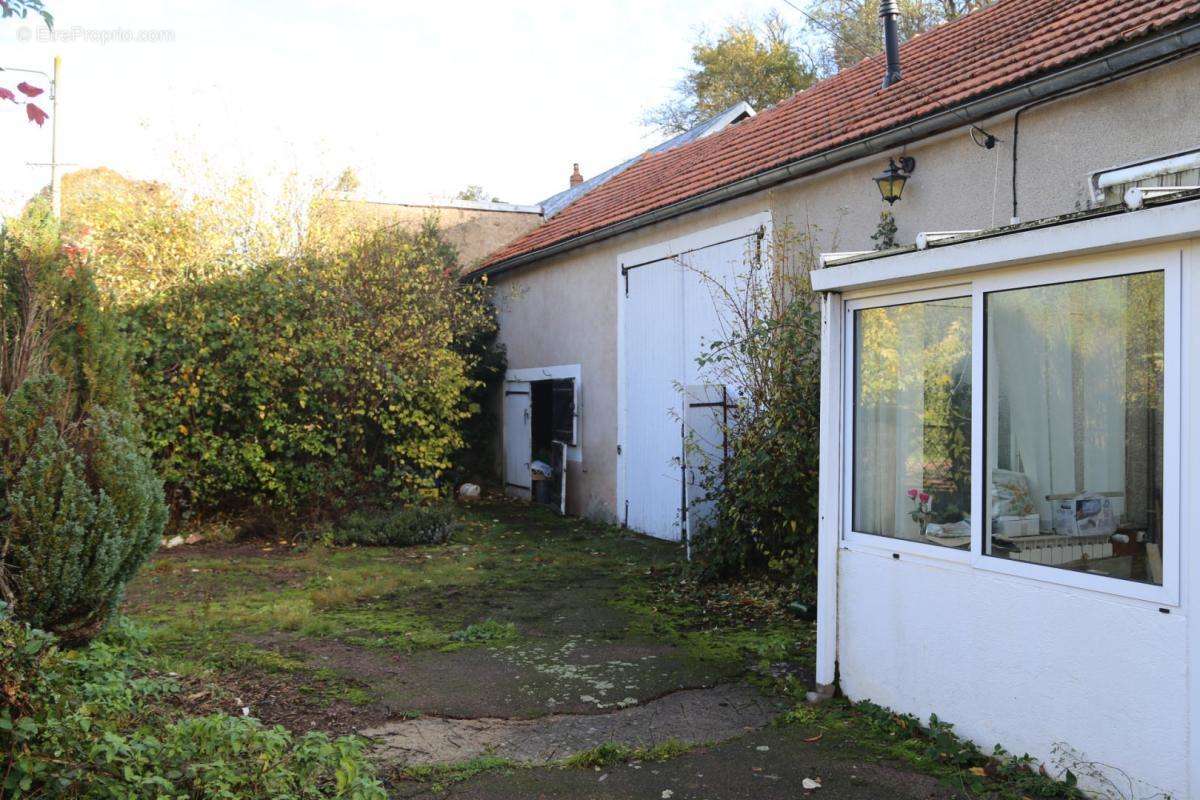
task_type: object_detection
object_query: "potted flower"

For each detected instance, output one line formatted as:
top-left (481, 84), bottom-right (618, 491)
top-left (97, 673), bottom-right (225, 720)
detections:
top-left (907, 488), bottom-right (932, 535)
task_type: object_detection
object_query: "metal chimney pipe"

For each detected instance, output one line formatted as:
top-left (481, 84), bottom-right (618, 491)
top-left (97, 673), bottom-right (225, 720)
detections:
top-left (880, 0), bottom-right (902, 88)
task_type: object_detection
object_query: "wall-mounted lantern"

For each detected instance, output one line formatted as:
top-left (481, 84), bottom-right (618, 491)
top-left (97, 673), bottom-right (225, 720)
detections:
top-left (875, 156), bottom-right (916, 205)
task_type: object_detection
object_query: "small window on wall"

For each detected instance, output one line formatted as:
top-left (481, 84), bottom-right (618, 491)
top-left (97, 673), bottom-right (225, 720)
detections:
top-left (852, 296), bottom-right (972, 549)
top-left (984, 271), bottom-right (1165, 586)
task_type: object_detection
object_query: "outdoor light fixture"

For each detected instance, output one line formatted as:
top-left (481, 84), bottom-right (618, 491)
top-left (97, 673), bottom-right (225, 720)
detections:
top-left (875, 156), bottom-right (916, 205)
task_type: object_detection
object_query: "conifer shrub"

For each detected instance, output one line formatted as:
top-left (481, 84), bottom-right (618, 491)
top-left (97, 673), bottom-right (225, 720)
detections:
top-left (0, 210), bottom-right (166, 644)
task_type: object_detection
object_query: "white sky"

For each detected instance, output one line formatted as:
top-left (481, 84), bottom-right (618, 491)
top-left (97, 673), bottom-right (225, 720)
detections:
top-left (0, 0), bottom-right (784, 215)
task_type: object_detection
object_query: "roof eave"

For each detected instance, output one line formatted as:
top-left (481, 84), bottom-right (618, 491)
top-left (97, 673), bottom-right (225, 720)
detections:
top-left (472, 17), bottom-right (1200, 281)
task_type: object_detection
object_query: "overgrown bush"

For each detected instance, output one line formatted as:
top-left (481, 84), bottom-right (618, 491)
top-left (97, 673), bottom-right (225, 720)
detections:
top-left (689, 229), bottom-right (822, 597)
top-left (0, 607), bottom-right (386, 799)
top-left (450, 295), bottom-right (506, 483)
top-left (0, 211), bottom-right (167, 644)
top-left (330, 504), bottom-right (456, 547)
top-left (125, 222), bottom-right (498, 521)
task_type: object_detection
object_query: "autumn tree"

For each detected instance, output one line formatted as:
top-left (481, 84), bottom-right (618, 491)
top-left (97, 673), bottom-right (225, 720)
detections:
top-left (54, 163), bottom-right (333, 304)
top-left (804, 0), bottom-right (993, 74)
top-left (454, 185), bottom-right (500, 203)
top-left (333, 167), bottom-right (361, 193)
top-left (643, 11), bottom-right (816, 136)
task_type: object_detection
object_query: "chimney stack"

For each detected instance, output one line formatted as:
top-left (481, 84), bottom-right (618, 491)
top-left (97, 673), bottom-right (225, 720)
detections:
top-left (880, 0), bottom-right (902, 88)
top-left (570, 163), bottom-right (584, 188)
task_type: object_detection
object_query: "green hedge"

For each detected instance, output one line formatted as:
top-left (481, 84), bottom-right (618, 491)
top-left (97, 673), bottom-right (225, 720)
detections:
top-left (124, 223), bottom-right (498, 521)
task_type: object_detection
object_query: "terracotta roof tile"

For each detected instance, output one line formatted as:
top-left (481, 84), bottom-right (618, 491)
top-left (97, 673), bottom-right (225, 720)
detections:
top-left (479, 0), bottom-right (1200, 272)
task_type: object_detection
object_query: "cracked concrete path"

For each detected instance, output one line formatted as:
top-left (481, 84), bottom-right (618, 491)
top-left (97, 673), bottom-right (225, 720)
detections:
top-left (363, 683), bottom-right (784, 766)
top-left (393, 724), bottom-right (969, 800)
top-left (254, 633), bottom-right (739, 719)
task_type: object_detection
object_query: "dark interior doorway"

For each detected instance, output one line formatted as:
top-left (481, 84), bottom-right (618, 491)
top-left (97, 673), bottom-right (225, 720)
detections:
top-left (529, 378), bottom-right (574, 512)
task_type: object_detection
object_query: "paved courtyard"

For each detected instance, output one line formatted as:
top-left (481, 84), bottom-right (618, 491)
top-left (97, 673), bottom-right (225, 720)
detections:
top-left (124, 498), bottom-right (976, 798)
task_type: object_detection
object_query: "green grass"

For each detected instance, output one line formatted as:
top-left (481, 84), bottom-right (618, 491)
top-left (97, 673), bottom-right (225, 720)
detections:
top-left (397, 756), bottom-right (520, 790)
top-left (561, 739), bottom-right (697, 769)
top-left (124, 499), bottom-right (710, 712)
top-left (449, 619), bottom-right (519, 645)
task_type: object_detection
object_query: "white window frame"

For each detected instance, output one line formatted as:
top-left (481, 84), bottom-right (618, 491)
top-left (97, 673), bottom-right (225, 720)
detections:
top-left (969, 251), bottom-right (1182, 606)
top-left (841, 283), bottom-right (976, 565)
top-left (840, 252), bottom-right (1182, 605)
top-left (505, 364), bottom-right (582, 462)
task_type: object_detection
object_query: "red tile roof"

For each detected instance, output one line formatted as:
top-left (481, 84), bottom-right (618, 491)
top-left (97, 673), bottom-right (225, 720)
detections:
top-left (478, 0), bottom-right (1200, 273)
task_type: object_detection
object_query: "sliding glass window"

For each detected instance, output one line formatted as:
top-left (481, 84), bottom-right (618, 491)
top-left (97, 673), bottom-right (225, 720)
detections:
top-left (852, 297), bottom-right (972, 549)
top-left (984, 271), bottom-right (1165, 586)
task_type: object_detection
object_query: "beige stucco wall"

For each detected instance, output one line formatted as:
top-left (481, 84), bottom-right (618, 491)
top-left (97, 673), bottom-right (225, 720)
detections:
top-left (493, 53), bottom-right (1200, 522)
top-left (322, 200), bottom-right (542, 270)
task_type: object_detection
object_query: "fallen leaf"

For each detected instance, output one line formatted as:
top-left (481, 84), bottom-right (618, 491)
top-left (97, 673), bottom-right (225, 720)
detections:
top-left (969, 767), bottom-right (987, 777)
top-left (802, 777), bottom-right (822, 790)
top-left (804, 734), bottom-right (823, 743)
top-left (26, 103), bottom-right (47, 126)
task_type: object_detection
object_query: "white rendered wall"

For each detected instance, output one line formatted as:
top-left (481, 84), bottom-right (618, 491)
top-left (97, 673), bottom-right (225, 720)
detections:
top-left (837, 549), bottom-right (1189, 796)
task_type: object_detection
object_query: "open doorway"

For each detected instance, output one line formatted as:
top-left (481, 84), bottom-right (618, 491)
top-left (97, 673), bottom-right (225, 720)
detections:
top-left (529, 378), bottom-right (574, 513)
top-left (503, 366), bottom-right (579, 514)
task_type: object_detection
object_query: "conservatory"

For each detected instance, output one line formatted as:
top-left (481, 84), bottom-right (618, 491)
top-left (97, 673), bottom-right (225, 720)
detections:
top-left (810, 189), bottom-right (1200, 798)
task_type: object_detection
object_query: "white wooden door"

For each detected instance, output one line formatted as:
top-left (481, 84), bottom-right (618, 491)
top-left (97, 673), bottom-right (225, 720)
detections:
top-left (504, 382), bottom-right (531, 494)
top-left (621, 230), bottom-right (756, 541)
top-left (623, 259), bottom-right (685, 540)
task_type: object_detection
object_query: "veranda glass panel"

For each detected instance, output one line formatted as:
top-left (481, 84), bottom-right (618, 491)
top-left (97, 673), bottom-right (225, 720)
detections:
top-left (984, 271), bottom-right (1165, 585)
top-left (853, 298), bottom-right (972, 548)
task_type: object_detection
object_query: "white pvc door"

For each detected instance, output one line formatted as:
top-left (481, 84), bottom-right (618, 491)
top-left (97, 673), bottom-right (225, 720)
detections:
top-left (504, 382), bottom-right (531, 494)
top-left (622, 231), bottom-right (755, 541)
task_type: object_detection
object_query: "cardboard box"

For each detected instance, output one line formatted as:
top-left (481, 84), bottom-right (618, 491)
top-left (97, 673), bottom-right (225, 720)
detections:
top-left (1053, 494), bottom-right (1116, 537)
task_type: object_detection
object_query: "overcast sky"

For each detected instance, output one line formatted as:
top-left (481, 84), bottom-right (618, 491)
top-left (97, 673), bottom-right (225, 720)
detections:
top-left (0, 0), bottom-right (787, 215)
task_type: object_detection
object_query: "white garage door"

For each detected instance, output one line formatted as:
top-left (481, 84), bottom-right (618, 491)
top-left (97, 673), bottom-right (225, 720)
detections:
top-left (621, 227), bottom-right (760, 540)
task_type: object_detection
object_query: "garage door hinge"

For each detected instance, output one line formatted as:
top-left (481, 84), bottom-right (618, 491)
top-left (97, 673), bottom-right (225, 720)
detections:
top-left (616, 444), bottom-right (622, 455)
top-left (620, 263), bottom-right (629, 297)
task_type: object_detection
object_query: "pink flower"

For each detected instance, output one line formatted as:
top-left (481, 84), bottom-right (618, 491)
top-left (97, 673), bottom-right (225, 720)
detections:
top-left (918, 492), bottom-right (930, 504)
top-left (906, 489), bottom-right (919, 499)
